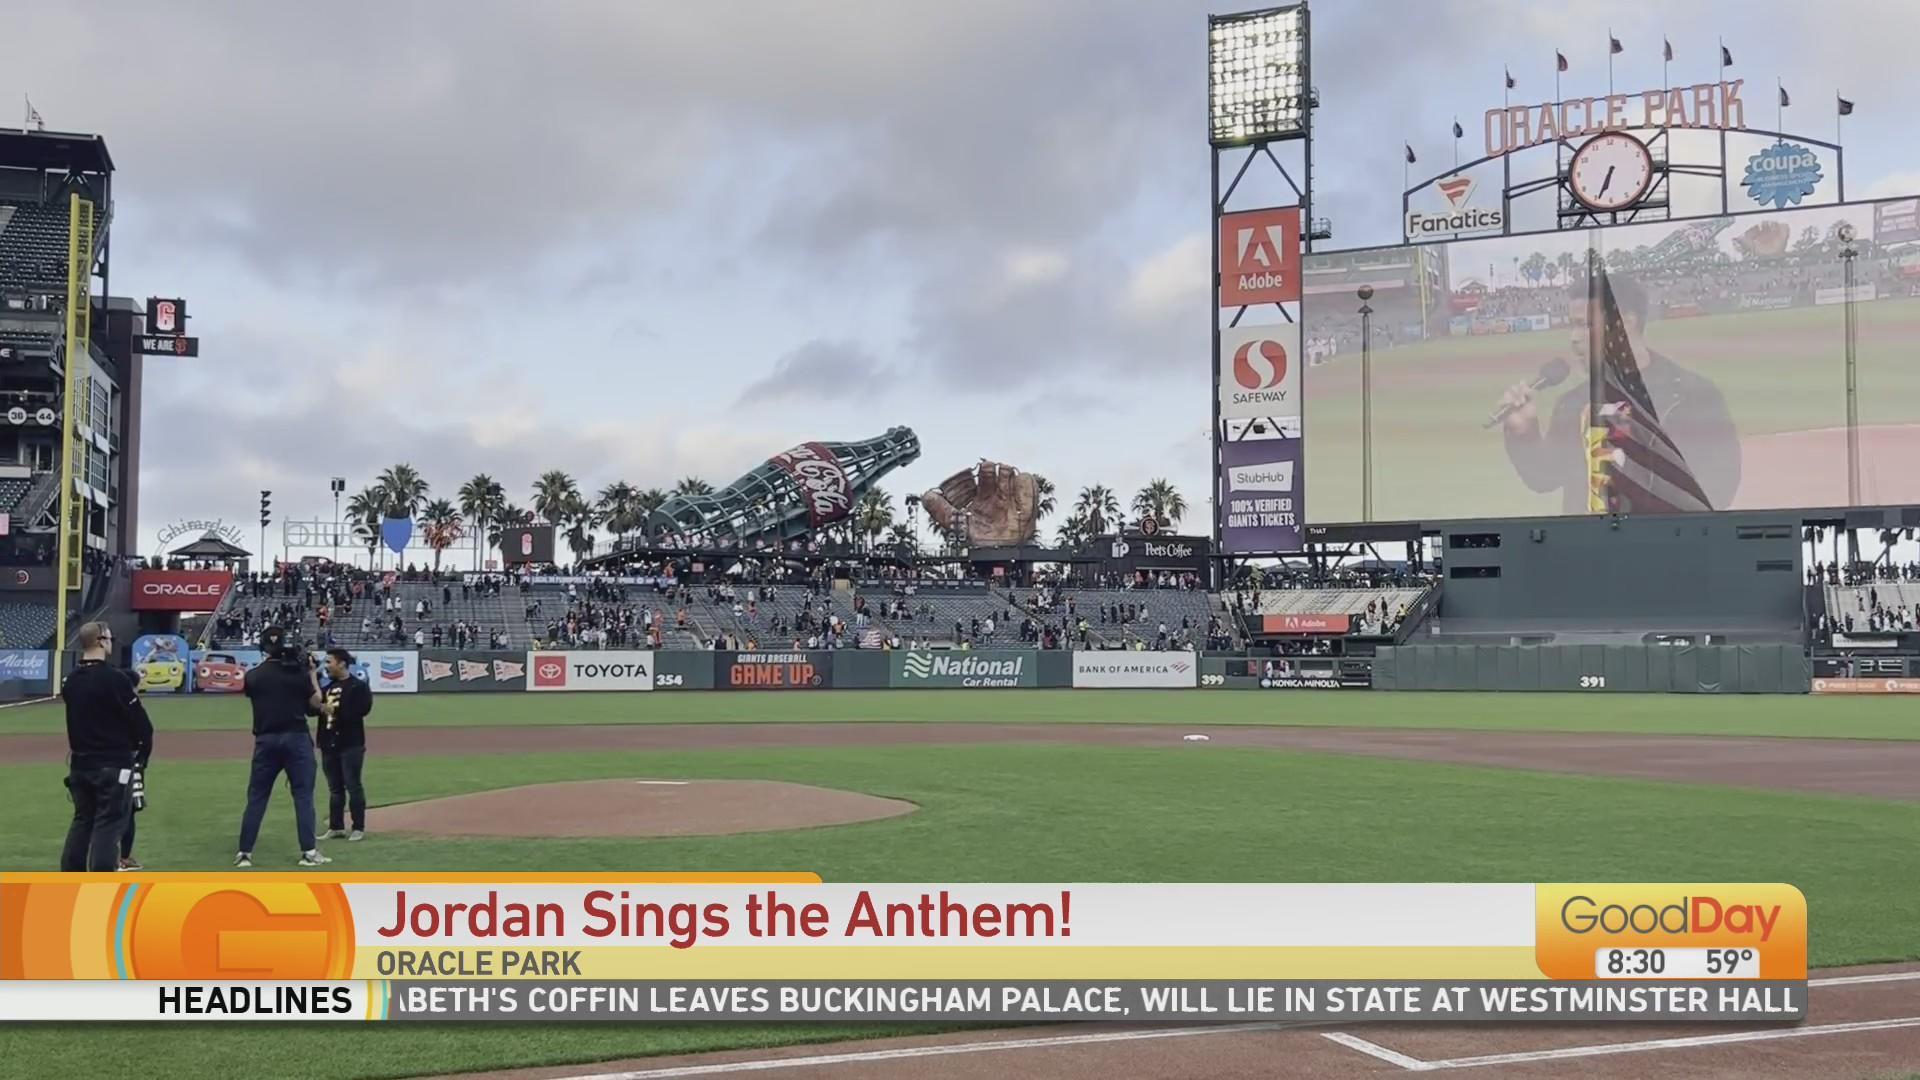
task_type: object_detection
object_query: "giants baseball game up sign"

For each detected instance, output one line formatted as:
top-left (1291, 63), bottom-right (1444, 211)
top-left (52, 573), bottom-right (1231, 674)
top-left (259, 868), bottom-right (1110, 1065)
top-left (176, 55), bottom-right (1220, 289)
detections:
top-left (131, 570), bottom-right (233, 611)
top-left (1218, 207), bottom-right (1302, 307)
top-left (767, 443), bottom-right (853, 527)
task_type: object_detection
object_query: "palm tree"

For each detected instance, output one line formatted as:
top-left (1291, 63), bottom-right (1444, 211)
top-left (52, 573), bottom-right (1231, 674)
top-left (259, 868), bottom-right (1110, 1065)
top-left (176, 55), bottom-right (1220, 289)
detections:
top-left (458, 474), bottom-right (506, 570)
top-left (1033, 475), bottom-right (1057, 523)
top-left (532, 470), bottom-right (579, 525)
top-left (1054, 512), bottom-right (1090, 550)
top-left (1074, 485), bottom-right (1119, 536)
top-left (345, 486), bottom-right (386, 567)
top-left (597, 481), bottom-right (640, 539)
top-left (419, 499), bottom-right (464, 574)
top-left (1131, 478), bottom-right (1187, 530)
top-left (559, 492), bottom-right (599, 565)
top-left (854, 488), bottom-right (894, 551)
top-left (673, 476), bottom-right (714, 497)
top-left (885, 524), bottom-right (914, 549)
top-left (376, 463), bottom-right (430, 519)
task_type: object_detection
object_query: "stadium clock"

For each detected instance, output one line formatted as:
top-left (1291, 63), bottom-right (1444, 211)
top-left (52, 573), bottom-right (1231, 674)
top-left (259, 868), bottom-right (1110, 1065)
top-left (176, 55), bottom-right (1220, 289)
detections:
top-left (1567, 132), bottom-right (1654, 212)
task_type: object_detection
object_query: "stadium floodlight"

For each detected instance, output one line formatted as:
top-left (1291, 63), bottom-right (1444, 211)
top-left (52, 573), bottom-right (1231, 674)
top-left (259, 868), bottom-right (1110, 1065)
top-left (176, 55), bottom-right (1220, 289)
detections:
top-left (1208, 6), bottom-right (1307, 146)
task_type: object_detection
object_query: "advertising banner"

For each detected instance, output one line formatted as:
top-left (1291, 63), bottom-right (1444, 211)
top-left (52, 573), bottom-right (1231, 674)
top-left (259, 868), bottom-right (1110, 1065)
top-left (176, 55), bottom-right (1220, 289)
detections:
top-left (1219, 437), bottom-right (1303, 554)
top-left (1875, 198), bottom-right (1920, 244)
top-left (130, 570), bottom-right (233, 612)
top-left (0, 649), bottom-right (49, 682)
top-left (889, 650), bottom-right (1037, 689)
top-left (0, 567), bottom-right (54, 591)
top-left (718, 651), bottom-right (834, 690)
top-left (527, 650), bottom-right (656, 692)
top-left (1257, 613), bottom-right (1352, 635)
top-left (501, 526), bottom-right (557, 566)
top-left (767, 443), bottom-right (854, 528)
top-left (337, 651), bottom-right (419, 694)
top-left (1247, 659), bottom-right (1372, 689)
top-left (190, 649), bottom-right (263, 694)
top-left (1810, 677), bottom-right (1920, 694)
top-left (418, 650), bottom-right (527, 693)
top-left (1071, 651), bottom-right (1198, 689)
top-left (1814, 284), bottom-right (1877, 306)
top-left (1218, 207), bottom-right (1302, 306)
top-left (1218, 323), bottom-right (1302, 422)
top-left (129, 634), bottom-right (192, 693)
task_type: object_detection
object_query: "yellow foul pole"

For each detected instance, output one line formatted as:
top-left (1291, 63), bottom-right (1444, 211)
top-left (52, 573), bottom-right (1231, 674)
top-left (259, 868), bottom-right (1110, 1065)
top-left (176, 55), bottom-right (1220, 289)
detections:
top-left (54, 193), bottom-right (95, 665)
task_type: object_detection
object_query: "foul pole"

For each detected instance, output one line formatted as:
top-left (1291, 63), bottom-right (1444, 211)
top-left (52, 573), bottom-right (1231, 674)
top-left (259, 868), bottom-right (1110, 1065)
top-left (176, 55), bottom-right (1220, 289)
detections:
top-left (54, 193), bottom-right (97, 664)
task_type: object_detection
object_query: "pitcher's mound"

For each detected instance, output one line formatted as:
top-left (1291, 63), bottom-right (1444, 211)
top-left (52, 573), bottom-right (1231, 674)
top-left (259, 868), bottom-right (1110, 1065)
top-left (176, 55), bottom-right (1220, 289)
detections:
top-left (379, 779), bottom-right (916, 838)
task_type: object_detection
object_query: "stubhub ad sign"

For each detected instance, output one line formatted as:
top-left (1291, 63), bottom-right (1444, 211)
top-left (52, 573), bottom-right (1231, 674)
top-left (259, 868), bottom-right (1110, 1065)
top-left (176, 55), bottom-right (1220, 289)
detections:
top-left (527, 650), bottom-right (655, 692)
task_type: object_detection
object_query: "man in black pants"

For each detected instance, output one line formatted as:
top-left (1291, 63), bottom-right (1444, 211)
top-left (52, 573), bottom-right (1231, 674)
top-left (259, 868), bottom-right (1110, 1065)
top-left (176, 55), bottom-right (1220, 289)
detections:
top-left (318, 648), bottom-right (373, 842)
top-left (61, 622), bottom-right (151, 872)
top-left (235, 627), bottom-right (330, 868)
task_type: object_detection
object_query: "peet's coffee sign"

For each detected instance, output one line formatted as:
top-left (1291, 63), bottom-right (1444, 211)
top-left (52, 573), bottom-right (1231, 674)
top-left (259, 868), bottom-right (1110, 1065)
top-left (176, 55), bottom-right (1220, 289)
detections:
top-left (1485, 80), bottom-right (1746, 157)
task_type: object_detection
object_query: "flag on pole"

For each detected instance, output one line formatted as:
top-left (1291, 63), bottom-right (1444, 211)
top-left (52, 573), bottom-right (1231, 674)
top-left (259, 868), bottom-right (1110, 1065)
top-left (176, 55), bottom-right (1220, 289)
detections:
top-left (1452, 119), bottom-right (1464, 139)
top-left (1778, 85), bottom-right (1790, 107)
top-left (1663, 38), bottom-right (1674, 62)
top-left (23, 96), bottom-right (44, 132)
top-left (1505, 68), bottom-right (1516, 90)
top-left (1837, 95), bottom-right (1854, 116)
top-left (1556, 51), bottom-right (1569, 72)
top-left (1721, 45), bottom-right (1734, 67)
top-left (1405, 144), bottom-right (1416, 164)
top-left (1609, 35), bottom-right (1624, 55)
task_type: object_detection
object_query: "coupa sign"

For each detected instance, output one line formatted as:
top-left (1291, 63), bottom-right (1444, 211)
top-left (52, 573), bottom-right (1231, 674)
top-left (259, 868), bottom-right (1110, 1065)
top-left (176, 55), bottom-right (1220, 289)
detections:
top-left (889, 650), bottom-right (1036, 689)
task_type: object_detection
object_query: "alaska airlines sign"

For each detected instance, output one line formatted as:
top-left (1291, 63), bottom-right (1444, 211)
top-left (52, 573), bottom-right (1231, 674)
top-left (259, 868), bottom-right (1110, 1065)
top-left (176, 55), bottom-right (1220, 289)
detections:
top-left (1485, 80), bottom-right (1746, 158)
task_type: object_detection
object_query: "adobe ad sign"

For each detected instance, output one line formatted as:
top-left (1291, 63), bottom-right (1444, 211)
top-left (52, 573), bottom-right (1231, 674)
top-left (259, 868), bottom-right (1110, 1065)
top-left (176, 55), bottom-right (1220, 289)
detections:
top-left (131, 570), bottom-right (233, 611)
top-left (1218, 207), bottom-right (1301, 307)
top-left (1218, 437), bottom-right (1302, 554)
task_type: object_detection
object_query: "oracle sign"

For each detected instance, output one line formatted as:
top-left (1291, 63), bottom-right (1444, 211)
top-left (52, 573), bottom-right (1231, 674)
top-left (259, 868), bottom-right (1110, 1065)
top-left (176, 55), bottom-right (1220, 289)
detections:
top-left (131, 570), bottom-right (234, 611)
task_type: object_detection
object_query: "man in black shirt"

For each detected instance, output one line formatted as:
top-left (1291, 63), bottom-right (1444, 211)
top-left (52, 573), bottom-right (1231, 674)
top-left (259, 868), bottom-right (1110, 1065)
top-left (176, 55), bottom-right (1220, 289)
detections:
top-left (235, 627), bottom-right (331, 868)
top-left (1498, 276), bottom-right (1741, 513)
top-left (61, 622), bottom-right (151, 872)
top-left (317, 649), bottom-right (373, 842)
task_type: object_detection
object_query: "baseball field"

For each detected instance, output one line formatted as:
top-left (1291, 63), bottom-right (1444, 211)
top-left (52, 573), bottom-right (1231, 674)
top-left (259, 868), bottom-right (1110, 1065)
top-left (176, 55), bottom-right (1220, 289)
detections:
top-left (2, 690), bottom-right (1917, 1079)
top-left (1304, 295), bottom-right (1920, 521)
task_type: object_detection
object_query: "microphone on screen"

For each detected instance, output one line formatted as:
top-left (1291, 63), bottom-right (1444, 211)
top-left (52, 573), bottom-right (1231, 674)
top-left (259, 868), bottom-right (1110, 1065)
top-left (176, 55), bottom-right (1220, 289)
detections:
top-left (1483, 357), bottom-right (1572, 429)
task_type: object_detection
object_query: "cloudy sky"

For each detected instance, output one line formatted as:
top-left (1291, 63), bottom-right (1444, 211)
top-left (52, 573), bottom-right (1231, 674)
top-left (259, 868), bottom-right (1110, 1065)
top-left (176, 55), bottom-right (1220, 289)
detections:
top-left (8, 0), bottom-right (1919, 560)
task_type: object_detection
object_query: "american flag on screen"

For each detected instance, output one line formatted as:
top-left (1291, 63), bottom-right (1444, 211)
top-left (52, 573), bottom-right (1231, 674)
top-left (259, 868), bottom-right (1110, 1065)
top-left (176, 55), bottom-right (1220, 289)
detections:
top-left (1586, 266), bottom-right (1713, 514)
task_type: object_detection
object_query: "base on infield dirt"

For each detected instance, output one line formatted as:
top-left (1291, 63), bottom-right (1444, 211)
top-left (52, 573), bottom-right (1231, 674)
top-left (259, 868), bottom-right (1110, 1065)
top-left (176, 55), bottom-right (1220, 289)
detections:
top-left (378, 779), bottom-right (918, 838)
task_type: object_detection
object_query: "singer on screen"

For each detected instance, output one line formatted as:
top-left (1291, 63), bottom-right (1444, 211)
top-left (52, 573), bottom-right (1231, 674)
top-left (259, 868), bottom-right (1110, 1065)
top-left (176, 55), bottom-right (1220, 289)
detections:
top-left (1495, 272), bottom-right (1740, 514)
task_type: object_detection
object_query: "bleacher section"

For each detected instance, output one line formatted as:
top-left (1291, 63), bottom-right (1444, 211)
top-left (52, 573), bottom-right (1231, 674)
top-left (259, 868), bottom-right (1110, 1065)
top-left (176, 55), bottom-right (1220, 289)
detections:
top-left (1824, 582), bottom-right (1920, 631)
top-left (0, 601), bottom-right (54, 648)
top-left (0, 199), bottom-right (71, 293)
top-left (0, 328), bottom-right (56, 356)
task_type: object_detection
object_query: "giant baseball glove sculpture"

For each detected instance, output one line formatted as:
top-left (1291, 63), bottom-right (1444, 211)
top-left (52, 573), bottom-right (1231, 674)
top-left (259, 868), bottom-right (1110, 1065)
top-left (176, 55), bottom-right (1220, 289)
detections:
top-left (920, 461), bottom-right (1040, 546)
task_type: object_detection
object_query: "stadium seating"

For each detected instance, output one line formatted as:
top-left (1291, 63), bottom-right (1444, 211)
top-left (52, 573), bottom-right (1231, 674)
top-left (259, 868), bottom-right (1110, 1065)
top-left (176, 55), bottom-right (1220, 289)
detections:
top-left (0, 478), bottom-right (30, 513)
top-left (0, 601), bottom-right (55, 648)
top-left (1823, 581), bottom-right (1920, 632)
top-left (0, 199), bottom-right (72, 293)
top-left (0, 328), bottom-right (56, 355)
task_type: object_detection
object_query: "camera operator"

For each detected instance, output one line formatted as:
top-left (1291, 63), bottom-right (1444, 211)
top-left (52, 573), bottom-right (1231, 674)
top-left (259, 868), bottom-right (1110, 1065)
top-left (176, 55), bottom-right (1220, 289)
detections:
top-left (234, 626), bottom-right (332, 868)
top-left (60, 622), bottom-right (151, 872)
top-left (318, 649), bottom-right (373, 842)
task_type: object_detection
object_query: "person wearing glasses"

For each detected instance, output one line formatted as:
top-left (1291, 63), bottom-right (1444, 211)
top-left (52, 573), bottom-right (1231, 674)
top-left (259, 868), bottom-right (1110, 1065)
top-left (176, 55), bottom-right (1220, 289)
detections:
top-left (60, 622), bottom-right (152, 872)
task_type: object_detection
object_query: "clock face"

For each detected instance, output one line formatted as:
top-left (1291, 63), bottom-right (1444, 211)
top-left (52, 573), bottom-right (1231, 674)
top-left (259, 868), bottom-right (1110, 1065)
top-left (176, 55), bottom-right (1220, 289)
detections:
top-left (1569, 133), bottom-right (1654, 211)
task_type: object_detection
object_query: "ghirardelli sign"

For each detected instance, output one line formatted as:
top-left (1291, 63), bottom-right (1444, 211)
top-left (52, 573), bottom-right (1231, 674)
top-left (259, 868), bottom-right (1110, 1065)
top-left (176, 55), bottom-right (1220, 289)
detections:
top-left (768, 442), bottom-right (853, 527)
top-left (156, 518), bottom-right (246, 547)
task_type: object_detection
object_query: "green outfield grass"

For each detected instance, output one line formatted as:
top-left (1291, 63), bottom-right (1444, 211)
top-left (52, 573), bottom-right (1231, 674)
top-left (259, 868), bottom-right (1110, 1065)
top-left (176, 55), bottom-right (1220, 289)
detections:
top-left (1, 687), bottom-right (1913, 740)
top-left (2, 736), bottom-right (1917, 1079)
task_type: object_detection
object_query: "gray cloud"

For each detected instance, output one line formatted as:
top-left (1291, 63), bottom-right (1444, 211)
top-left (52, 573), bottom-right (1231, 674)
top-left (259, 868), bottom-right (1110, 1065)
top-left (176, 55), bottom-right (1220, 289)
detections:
top-left (736, 339), bottom-right (891, 405)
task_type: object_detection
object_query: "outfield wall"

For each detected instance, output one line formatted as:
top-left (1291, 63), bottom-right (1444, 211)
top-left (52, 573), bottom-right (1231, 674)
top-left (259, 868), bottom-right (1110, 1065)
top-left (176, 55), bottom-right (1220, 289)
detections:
top-left (80, 644), bottom-right (1870, 699)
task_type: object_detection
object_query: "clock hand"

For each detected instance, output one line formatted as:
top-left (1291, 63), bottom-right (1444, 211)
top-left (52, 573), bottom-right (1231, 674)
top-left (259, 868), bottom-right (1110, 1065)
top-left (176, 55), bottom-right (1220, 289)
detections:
top-left (1599, 165), bottom-right (1615, 196)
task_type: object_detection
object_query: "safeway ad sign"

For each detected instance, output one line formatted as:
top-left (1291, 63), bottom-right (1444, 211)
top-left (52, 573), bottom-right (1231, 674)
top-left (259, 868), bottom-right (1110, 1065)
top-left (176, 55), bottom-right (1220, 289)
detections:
top-left (528, 650), bottom-right (656, 692)
top-left (1218, 207), bottom-right (1301, 307)
top-left (130, 570), bottom-right (233, 612)
top-left (1218, 322), bottom-right (1302, 422)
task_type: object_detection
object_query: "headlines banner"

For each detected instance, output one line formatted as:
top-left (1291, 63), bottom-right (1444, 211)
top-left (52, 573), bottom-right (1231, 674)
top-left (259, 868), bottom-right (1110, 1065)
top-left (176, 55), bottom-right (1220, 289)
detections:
top-left (0, 877), bottom-right (1808, 1023)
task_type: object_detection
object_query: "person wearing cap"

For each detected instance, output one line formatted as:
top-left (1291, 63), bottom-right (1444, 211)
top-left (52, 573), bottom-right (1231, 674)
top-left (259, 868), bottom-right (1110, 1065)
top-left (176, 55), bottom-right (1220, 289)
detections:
top-left (60, 622), bottom-right (151, 872)
top-left (234, 626), bottom-right (331, 868)
top-left (317, 648), bottom-right (373, 842)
